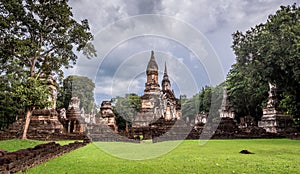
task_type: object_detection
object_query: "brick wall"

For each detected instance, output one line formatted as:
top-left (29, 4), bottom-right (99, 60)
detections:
top-left (0, 141), bottom-right (88, 173)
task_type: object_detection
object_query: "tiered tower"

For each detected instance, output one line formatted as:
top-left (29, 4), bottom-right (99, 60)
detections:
top-left (162, 63), bottom-right (171, 91)
top-left (141, 51), bottom-right (161, 112)
top-left (100, 101), bottom-right (117, 132)
top-left (258, 83), bottom-right (292, 133)
top-left (145, 50), bottom-right (160, 93)
top-left (132, 51), bottom-right (182, 139)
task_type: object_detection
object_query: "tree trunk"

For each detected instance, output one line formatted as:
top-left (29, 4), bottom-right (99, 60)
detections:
top-left (22, 107), bottom-right (34, 140)
top-left (125, 121), bottom-right (129, 133)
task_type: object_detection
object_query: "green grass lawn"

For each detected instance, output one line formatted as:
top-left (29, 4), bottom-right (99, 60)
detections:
top-left (18, 139), bottom-right (300, 174)
top-left (0, 139), bottom-right (44, 152)
top-left (0, 139), bottom-right (81, 152)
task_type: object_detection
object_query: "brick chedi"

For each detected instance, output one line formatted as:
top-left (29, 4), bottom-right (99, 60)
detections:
top-left (0, 75), bottom-right (65, 140)
top-left (131, 51), bottom-right (184, 140)
top-left (133, 51), bottom-right (181, 127)
top-left (100, 101), bottom-right (117, 132)
top-left (219, 89), bottom-right (235, 119)
top-left (258, 83), bottom-right (292, 133)
top-left (161, 62), bottom-right (182, 120)
top-left (66, 96), bottom-right (85, 133)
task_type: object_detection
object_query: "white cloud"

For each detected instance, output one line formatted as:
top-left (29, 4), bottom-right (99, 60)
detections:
top-left (66, 0), bottom-right (297, 103)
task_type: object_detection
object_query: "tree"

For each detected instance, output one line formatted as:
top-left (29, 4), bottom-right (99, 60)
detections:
top-left (112, 94), bottom-right (141, 130)
top-left (181, 86), bottom-right (214, 119)
top-left (57, 75), bottom-right (96, 113)
top-left (229, 4), bottom-right (300, 120)
top-left (0, 0), bottom-right (96, 139)
top-left (0, 76), bottom-right (22, 129)
top-left (14, 77), bottom-right (51, 139)
top-left (199, 86), bottom-right (213, 113)
top-left (181, 93), bottom-right (200, 119)
top-left (226, 64), bottom-right (268, 120)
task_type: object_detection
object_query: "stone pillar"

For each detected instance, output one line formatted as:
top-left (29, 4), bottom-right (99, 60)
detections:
top-left (165, 105), bottom-right (172, 120)
top-left (73, 120), bottom-right (77, 133)
top-left (68, 121), bottom-right (71, 133)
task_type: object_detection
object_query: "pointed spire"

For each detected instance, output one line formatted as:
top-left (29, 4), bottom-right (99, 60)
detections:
top-left (163, 62), bottom-right (169, 80)
top-left (150, 50), bottom-right (155, 63)
top-left (164, 62), bottom-right (168, 75)
top-left (147, 50), bottom-right (158, 72)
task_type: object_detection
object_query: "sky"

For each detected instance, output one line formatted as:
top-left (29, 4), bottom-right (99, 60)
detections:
top-left (65, 0), bottom-right (297, 104)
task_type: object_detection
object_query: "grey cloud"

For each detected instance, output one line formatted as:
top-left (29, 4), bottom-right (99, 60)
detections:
top-left (65, 0), bottom-right (297, 104)
top-left (136, 0), bottom-right (163, 14)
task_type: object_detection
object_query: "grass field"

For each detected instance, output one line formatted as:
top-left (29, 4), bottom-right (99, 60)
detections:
top-left (0, 139), bottom-right (80, 152)
top-left (0, 139), bottom-right (44, 152)
top-left (3, 139), bottom-right (294, 174)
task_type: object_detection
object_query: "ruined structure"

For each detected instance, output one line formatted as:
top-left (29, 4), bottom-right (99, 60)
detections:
top-left (84, 101), bottom-right (137, 143)
top-left (258, 83), bottom-right (292, 133)
top-left (131, 51), bottom-right (184, 140)
top-left (195, 112), bottom-right (208, 126)
top-left (133, 51), bottom-right (181, 127)
top-left (239, 116), bottom-right (256, 129)
top-left (65, 96), bottom-right (86, 133)
top-left (100, 101), bottom-right (117, 132)
top-left (19, 76), bottom-right (64, 136)
top-left (0, 141), bottom-right (87, 173)
top-left (207, 88), bottom-right (238, 138)
top-left (28, 76), bottom-right (63, 134)
top-left (46, 75), bottom-right (58, 109)
top-left (219, 89), bottom-right (235, 119)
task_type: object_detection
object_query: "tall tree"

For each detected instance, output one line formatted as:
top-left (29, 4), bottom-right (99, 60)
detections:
top-left (57, 75), bottom-right (96, 113)
top-left (199, 86), bottom-right (213, 113)
top-left (0, 75), bottom-right (21, 129)
top-left (112, 94), bottom-right (141, 130)
top-left (181, 93), bottom-right (200, 119)
top-left (181, 86), bottom-right (214, 119)
top-left (229, 4), bottom-right (300, 121)
top-left (0, 0), bottom-right (96, 139)
top-left (226, 64), bottom-right (268, 120)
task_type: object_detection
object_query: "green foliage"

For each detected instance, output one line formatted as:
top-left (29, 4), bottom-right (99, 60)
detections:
top-left (0, 0), bottom-right (96, 129)
top-left (181, 85), bottom-right (223, 119)
top-left (0, 75), bottom-right (51, 129)
top-left (0, 0), bottom-right (96, 79)
top-left (199, 86), bottom-right (213, 113)
top-left (181, 93), bottom-right (200, 119)
top-left (113, 94), bottom-right (141, 129)
top-left (228, 3), bottom-right (300, 120)
top-left (57, 75), bottom-right (96, 113)
top-left (0, 76), bottom-right (21, 129)
top-left (14, 77), bottom-right (51, 110)
top-left (25, 139), bottom-right (300, 173)
top-left (226, 64), bottom-right (268, 120)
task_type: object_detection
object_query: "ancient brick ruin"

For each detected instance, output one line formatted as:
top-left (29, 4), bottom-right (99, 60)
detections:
top-left (258, 83), bottom-right (293, 133)
top-left (130, 51), bottom-right (185, 140)
top-left (100, 101), bottom-right (118, 132)
top-left (0, 141), bottom-right (87, 173)
top-left (1, 52), bottom-right (298, 143)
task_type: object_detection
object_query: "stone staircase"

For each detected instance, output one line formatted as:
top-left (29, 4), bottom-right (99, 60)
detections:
top-left (85, 119), bottom-right (139, 143)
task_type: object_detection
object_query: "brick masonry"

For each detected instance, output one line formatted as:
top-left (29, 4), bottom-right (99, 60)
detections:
top-left (0, 141), bottom-right (88, 173)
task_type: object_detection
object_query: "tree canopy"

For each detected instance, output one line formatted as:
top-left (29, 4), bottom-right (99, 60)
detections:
top-left (0, 0), bottom-right (96, 137)
top-left (112, 94), bottom-right (141, 130)
top-left (0, 0), bottom-right (96, 78)
top-left (181, 85), bottom-right (222, 119)
top-left (227, 3), bottom-right (300, 120)
top-left (57, 75), bottom-right (96, 113)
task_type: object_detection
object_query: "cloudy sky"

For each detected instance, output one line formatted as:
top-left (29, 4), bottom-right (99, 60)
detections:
top-left (65, 0), bottom-right (297, 104)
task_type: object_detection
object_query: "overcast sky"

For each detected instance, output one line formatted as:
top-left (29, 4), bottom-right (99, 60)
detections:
top-left (65, 0), bottom-right (297, 104)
